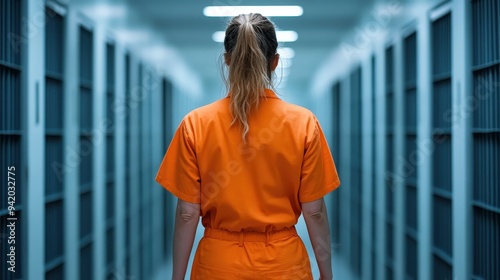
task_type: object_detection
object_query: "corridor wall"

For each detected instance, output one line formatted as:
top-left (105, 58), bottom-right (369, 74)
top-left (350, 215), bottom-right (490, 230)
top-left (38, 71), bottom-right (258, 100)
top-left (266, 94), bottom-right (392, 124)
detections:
top-left (0, 0), bottom-right (201, 279)
top-left (324, 0), bottom-right (499, 279)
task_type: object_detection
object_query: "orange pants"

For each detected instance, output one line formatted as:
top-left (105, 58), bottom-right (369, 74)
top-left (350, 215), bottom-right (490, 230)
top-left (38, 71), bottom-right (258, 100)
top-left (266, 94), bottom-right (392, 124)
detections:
top-left (191, 226), bottom-right (313, 279)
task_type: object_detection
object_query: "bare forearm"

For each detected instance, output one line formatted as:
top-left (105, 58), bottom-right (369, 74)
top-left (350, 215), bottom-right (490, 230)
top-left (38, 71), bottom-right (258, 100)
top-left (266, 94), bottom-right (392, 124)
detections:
top-left (172, 205), bottom-right (199, 280)
top-left (303, 201), bottom-right (333, 280)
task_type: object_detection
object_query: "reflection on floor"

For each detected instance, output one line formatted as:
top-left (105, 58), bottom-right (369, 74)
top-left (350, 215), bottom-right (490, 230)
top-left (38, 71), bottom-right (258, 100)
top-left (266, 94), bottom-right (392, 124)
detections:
top-left (153, 216), bottom-right (355, 279)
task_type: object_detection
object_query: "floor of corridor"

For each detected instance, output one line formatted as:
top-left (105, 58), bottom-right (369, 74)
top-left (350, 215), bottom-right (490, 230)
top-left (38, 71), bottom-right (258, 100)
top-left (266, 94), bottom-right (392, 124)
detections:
top-left (153, 217), bottom-right (355, 279)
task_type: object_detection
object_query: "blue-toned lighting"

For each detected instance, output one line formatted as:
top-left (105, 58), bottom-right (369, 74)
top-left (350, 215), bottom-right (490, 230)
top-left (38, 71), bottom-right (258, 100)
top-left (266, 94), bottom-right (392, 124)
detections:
top-left (204, 6), bottom-right (303, 17)
top-left (212, 31), bottom-right (298, 43)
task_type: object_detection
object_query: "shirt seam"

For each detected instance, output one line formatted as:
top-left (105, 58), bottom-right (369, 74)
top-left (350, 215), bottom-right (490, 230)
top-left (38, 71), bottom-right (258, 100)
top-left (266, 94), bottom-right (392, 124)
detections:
top-left (299, 178), bottom-right (341, 203)
top-left (156, 175), bottom-right (201, 203)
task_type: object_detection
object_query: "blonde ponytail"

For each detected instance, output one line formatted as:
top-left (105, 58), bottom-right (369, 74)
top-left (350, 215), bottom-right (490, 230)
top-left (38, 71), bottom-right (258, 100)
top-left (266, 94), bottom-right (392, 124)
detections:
top-left (223, 13), bottom-right (278, 143)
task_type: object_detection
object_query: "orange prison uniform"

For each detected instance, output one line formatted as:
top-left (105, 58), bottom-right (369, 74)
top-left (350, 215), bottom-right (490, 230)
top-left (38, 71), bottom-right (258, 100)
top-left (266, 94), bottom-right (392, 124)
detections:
top-left (156, 89), bottom-right (340, 279)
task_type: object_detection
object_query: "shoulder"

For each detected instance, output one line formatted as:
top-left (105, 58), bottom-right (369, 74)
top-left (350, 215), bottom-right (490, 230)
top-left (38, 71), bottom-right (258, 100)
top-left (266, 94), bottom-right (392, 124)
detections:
top-left (272, 100), bottom-right (319, 128)
top-left (282, 102), bottom-right (316, 119)
top-left (180, 98), bottom-right (230, 133)
top-left (184, 98), bottom-right (228, 120)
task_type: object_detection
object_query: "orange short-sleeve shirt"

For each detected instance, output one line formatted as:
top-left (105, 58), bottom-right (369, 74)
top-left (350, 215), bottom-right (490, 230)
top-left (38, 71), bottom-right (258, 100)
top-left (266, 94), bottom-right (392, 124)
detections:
top-left (155, 89), bottom-right (340, 232)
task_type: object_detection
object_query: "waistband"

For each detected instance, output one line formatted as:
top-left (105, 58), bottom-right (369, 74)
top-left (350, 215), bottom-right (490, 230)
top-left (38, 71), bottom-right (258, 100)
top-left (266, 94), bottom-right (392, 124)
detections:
top-left (204, 226), bottom-right (298, 246)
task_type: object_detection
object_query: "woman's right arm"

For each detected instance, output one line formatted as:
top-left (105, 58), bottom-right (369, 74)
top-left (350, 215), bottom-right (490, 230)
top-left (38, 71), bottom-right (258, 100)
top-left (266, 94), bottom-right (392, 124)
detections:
top-left (302, 197), bottom-right (333, 280)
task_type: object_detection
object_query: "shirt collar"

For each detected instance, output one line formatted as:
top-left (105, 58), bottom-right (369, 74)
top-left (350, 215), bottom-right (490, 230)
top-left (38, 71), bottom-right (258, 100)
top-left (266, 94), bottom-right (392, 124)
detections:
top-left (226, 89), bottom-right (279, 99)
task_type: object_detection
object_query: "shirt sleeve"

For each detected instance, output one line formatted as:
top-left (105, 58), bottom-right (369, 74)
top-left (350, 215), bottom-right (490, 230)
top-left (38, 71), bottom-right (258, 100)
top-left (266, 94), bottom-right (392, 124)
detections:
top-left (298, 118), bottom-right (341, 203)
top-left (155, 119), bottom-right (201, 203)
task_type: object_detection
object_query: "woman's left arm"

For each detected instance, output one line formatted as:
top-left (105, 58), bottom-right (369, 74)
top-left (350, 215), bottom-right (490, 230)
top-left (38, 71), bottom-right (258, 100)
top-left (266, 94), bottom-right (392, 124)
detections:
top-left (172, 198), bottom-right (201, 280)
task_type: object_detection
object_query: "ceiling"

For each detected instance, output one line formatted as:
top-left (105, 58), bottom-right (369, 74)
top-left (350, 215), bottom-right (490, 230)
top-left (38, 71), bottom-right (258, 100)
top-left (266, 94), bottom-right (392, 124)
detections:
top-left (120, 0), bottom-right (376, 94)
top-left (78, 0), bottom-right (394, 95)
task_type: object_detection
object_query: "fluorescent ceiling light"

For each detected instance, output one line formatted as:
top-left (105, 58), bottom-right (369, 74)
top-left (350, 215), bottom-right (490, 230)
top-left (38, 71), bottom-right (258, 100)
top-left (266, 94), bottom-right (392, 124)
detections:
top-left (212, 32), bottom-right (225, 43)
top-left (212, 31), bottom-right (298, 43)
top-left (204, 6), bottom-right (303, 17)
top-left (276, 31), bottom-right (298, 42)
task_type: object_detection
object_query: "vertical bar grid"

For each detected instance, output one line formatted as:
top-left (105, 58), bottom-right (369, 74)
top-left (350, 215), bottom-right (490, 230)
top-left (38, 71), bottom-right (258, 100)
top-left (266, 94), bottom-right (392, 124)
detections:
top-left (105, 42), bottom-right (116, 279)
top-left (44, 6), bottom-right (65, 278)
top-left (162, 78), bottom-right (174, 260)
top-left (140, 66), bottom-right (154, 280)
top-left (79, 25), bottom-right (94, 279)
top-left (471, 1), bottom-right (500, 279)
top-left (124, 53), bottom-right (132, 278)
top-left (403, 31), bottom-right (418, 280)
top-left (385, 45), bottom-right (395, 279)
top-left (137, 63), bottom-right (144, 279)
top-left (0, 1), bottom-right (23, 280)
top-left (349, 67), bottom-right (363, 276)
top-left (370, 55), bottom-right (377, 280)
top-left (431, 12), bottom-right (453, 278)
top-left (141, 66), bottom-right (153, 279)
top-left (331, 82), bottom-right (341, 250)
